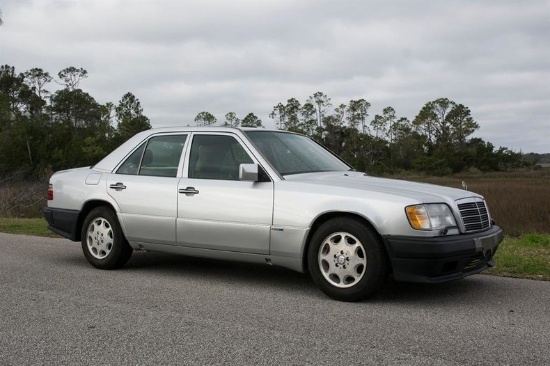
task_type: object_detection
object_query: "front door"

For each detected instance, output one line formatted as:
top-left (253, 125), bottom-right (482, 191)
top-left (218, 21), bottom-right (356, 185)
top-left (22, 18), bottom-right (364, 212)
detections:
top-left (176, 133), bottom-right (273, 254)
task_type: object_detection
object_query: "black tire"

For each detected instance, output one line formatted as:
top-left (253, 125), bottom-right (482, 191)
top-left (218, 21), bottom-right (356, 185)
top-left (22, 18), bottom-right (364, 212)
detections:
top-left (81, 206), bottom-right (132, 269)
top-left (307, 217), bottom-right (388, 302)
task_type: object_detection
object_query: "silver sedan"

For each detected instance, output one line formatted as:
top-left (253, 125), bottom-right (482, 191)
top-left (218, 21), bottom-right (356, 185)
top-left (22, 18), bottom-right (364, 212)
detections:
top-left (44, 127), bottom-right (503, 301)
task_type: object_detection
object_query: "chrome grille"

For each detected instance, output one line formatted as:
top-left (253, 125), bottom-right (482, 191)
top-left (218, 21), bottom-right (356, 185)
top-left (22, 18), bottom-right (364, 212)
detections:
top-left (457, 200), bottom-right (490, 232)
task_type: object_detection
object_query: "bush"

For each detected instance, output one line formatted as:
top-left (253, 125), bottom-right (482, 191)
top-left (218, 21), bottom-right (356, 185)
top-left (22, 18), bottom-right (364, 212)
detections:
top-left (0, 172), bottom-right (48, 218)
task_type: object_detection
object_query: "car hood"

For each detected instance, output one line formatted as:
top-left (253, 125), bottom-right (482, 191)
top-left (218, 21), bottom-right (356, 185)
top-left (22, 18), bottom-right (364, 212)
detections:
top-left (283, 171), bottom-right (480, 203)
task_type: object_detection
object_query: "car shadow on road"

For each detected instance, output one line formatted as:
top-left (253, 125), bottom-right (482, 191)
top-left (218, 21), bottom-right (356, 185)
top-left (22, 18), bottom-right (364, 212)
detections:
top-left (125, 251), bottom-right (318, 294)
top-left (115, 251), bottom-right (504, 305)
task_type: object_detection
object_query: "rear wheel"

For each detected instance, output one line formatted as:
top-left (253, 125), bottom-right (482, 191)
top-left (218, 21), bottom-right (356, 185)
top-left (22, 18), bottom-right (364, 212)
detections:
top-left (308, 217), bottom-right (388, 301)
top-left (81, 207), bottom-right (132, 269)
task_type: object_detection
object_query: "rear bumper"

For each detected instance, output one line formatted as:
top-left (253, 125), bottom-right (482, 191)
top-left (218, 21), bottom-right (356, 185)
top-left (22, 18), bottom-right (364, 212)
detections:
top-left (382, 226), bottom-right (504, 283)
top-left (43, 207), bottom-right (80, 241)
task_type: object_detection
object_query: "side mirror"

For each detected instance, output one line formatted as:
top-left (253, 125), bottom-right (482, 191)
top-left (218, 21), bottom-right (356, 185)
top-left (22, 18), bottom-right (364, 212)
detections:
top-left (239, 164), bottom-right (259, 182)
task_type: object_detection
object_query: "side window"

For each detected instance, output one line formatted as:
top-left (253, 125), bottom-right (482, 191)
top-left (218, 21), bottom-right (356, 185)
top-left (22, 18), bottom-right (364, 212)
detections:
top-left (116, 135), bottom-right (187, 177)
top-left (189, 135), bottom-right (253, 180)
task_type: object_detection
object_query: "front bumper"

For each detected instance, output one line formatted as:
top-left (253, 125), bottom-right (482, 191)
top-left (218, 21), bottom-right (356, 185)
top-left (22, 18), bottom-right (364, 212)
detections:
top-left (43, 207), bottom-right (80, 241)
top-left (382, 225), bottom-right (504, 283)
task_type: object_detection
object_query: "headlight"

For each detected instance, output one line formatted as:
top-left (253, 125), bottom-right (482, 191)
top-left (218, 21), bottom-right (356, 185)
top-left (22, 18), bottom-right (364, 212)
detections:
top-left (406, 204), bottom-right (457, 232)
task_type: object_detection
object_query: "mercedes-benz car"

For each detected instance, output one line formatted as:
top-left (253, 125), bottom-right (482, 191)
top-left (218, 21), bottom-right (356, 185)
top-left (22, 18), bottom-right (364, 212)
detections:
top-left (44, 127), bottom-right (503, 301)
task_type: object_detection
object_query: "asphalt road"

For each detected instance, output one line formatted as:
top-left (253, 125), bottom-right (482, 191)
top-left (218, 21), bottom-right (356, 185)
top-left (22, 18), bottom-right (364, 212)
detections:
top-left (1, 233), bottom-right (549, 365)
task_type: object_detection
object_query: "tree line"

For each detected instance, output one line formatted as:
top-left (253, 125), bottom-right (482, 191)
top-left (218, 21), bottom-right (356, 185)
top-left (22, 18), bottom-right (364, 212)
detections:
top-left (197, 91), bottom-right (523, 175)
top-left (0, 64), bottom-right (523, 178)
top-left (0, 65), bottom-right (151, 177)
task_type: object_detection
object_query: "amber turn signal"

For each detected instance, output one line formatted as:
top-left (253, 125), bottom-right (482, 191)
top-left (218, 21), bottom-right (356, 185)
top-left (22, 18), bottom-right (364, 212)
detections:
top-left (405, 205), bottom-right (430, 230)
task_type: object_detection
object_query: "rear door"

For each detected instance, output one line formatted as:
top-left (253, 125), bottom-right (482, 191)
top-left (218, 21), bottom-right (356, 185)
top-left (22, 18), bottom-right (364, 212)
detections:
top-left (176, 133), bottom-right (273, 254)
top-left (106, 134), bottom-right (188, 245)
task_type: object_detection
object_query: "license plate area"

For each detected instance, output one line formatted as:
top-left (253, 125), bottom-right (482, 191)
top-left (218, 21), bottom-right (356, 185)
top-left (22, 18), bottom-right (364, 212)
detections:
top-left (474, 234), bottom-right (499, 254)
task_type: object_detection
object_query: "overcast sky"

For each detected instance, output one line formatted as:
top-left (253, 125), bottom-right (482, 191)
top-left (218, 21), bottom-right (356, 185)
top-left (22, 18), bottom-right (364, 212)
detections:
top-left (1, 0), bottom-right (549, 153)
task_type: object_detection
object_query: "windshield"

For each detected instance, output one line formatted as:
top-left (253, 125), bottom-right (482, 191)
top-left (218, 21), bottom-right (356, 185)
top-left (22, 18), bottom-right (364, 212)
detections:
top-left (245, 131), bottom-right (351, 175)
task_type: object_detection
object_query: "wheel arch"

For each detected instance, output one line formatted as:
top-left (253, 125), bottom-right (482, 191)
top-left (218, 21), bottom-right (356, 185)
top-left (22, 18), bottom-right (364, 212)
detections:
top-left (76, 200), bottom-right (118, 241)
top-left (302, 211), bottom-right (390, 273)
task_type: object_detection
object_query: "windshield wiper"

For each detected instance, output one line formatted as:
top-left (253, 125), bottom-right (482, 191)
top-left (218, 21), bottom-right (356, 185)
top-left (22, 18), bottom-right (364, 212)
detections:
top-left (283, 169), bottom-right (342, 176)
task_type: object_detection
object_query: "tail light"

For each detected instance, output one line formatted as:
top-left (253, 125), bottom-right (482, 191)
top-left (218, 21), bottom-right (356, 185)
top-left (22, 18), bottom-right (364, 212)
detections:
top-left (48, 184), bottom-right (53, 200)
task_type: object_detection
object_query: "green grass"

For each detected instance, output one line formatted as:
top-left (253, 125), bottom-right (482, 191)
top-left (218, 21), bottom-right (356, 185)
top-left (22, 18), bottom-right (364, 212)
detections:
top-left (0, 218), bottom-right (59, 237)
top-left (486, 234), bottom-right (550, 280)
top-left (1, 218), bottom-right (548, 281)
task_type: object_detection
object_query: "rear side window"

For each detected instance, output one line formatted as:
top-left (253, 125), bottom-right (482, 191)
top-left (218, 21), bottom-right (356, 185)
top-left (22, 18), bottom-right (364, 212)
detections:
top-left (116, 135), bottom-right (187, 177)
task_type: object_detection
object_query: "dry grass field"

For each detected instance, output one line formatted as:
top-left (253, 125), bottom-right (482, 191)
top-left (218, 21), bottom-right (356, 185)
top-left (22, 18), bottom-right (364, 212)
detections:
top-left (1, 169), bottom-right (549, 236)
top-left (0, 178), bottom-right (46, 218)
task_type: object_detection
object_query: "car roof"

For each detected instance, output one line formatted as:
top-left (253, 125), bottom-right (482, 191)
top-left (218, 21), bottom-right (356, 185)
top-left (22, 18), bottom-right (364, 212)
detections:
top-left (143, 126), bottom-right (281, 133)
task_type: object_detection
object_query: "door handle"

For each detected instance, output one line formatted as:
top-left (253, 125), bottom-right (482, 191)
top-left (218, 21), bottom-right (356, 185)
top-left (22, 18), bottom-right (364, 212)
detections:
top-left (179, 187), bottom-right (199, 196)
top-left (109, 182), bottom-right (127, 191)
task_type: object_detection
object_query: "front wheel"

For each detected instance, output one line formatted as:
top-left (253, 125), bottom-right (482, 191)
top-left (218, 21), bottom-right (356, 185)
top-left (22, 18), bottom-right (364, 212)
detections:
top-left (308, 218), bottom-right (388, 302)
top-left (81, 207), bottom-right (132, 269)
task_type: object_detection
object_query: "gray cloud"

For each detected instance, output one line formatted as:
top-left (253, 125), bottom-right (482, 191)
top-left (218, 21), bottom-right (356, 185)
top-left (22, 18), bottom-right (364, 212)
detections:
top-left (1, 0), bottom-right (548, 152)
